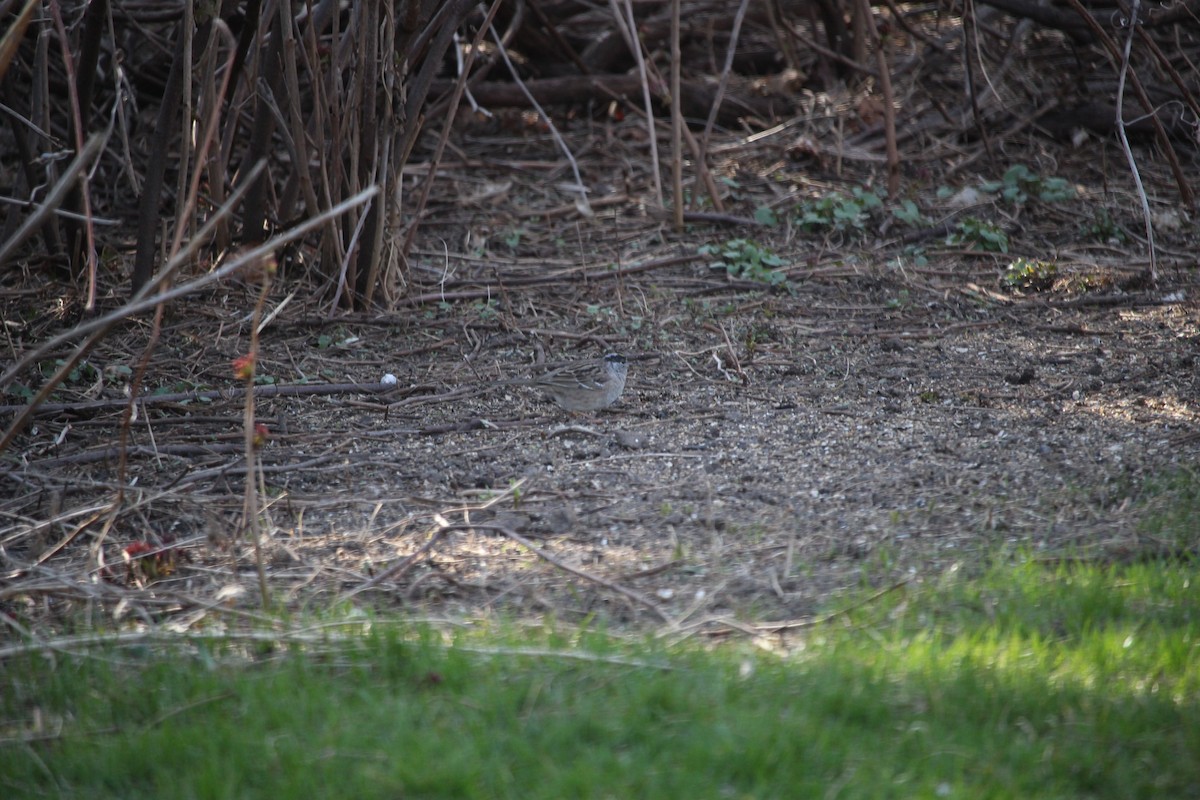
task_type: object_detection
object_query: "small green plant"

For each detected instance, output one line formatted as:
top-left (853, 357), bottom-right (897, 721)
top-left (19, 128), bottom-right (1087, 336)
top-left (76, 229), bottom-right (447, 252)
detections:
top-left (42, 358), bottom-right (99, 386)
top-left (472, 299), bottom-right (499, 321)
top-left (887, 247), bottom-right (929, 269)
top-left (1084, 207), bottom-right (1128, 243)
top-left (681, 297), bottom-right (712, 322)
top-left (152, 379), bottom-right (207, 396)
top-left (950, 217), bottom-right (1009, 252)
top-left (5, 382), bottom-right (34, 402)
top-left (742, 321), bottom-right (779, 355)
top-left (1002, 258), bottom-right (1057, 291)
top-left (753, 205), bottom-right (779, 226)
top-left (586, 304), bottom-right (615, 321)
top-left (891, 199), bottom-right (929, 226)
top-left (680, 187), bottom-right (714, 209)
top-left (699, 239), bottom-right (788, 288)
top-left (716, 177), bottom-right (745, 205)
top-left (502, 227), bottom-right (524, 250)
top-left (980, 164), bottom-right (1074, 204)
top-left (796, 187), bottom-right (883, 236)
top-left (1139, 468), bottom-right (1200, 552)
top-left (315, 329), bottom-right (361, 349)
top-left (4, 548), bottom-right (1199, 798)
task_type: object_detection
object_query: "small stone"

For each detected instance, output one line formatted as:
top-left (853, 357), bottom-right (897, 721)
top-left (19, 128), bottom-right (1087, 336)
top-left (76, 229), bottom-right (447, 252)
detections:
top-left (542, 505), bottom-right (577, 535)
top-left (615, 430), bottom-right (647, 449)
top-left (1004, 367), bottom-right (1036, 385)
top-left (489, 511), bottom-right (531, 533)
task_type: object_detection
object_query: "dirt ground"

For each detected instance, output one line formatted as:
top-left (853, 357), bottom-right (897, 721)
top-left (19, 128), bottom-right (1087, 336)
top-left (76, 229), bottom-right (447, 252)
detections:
top-left (4, 108), bottom-right (1200, 637)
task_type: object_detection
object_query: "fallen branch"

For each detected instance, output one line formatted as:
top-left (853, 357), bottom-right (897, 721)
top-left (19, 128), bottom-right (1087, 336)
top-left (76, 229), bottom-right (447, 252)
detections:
top-left (483, 523), bottom-right (676, 625)
top-left (0, 381), bottom-right (400, 418)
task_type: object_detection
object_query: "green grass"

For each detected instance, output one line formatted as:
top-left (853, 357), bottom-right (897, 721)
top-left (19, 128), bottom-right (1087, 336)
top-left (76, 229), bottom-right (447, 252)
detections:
top-left (3, 553), bottom-right (1197, 799)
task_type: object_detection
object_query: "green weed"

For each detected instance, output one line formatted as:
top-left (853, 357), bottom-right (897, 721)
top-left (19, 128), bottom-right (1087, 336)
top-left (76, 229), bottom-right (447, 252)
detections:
top-left (699, 239), bottom-right (788, 288)
top-left (3, 554), bottom-right (1196, 799)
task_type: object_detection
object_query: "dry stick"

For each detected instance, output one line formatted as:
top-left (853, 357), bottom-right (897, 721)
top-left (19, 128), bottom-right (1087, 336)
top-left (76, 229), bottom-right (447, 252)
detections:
top-left (867, 0), bottom-right (900, 196)
top-left (698, 580), bottom-right (912, 637)
top-left (298, 1), bottom-right (339, 275)
top-left (679, 123), bottom-right (726, 214)
top-left (765, 0), bottom-right (802, 72)
top-left (66, 0), bottom-right (107, 261)
top-left (942, 99), bottom-right (1060, 181)
top-left (278, 0), bottom-right (322, 227)
top-left (700, 0), bottom-right (753, 152)
top-left (240, 9), bottom-right (287, 248)
top-left (399, 0), bottom-right (504, 262)
top-left (97, 301), bottom-right (167, 565)
top-left (342, 482), bottom-right (523, 600)
top-left (371, 12), bottom-right (406, 307)
top-left (1113, 0), bottom-right (1157, 284)
top-left (0, 133), bottom-right (104, 267)
top-left (526, 0), bottom-right (591, 75)
top-left (1061, 0), bottom-right (1192, 209)
top-left (612, 0), bottom-right (663, 205)
top-left (1134, 25), bottom-right (1200, 123)
top-left (340, 522), bottom-right (450, 600)
top-left (242, 267), bottom-right (275, 608)
top-left (0, 381), bottom-right (399, 417)
top-left (608, 12), bottom-right (723, 215)
top-left (0, 169), bottom-right (344, 391)
top-left (117, 21), bottom-right (237, 500)
top-left (19, 445), bottom-right (339, 473)
top-left (669, 0), bottom-right (683, 230)
top-left (875, 0), bottom-right (949, 52)
top-left (396, 253), bottom-right (703, 306)
top-left (328, 196), bottom-right (374, 315)
top-left (170, 454), bottom-right (341, 490)
top-left (395, 0), bottom-right (476, 169)
top-left (14, 442), bottom-right (231, 471)
top-left (46, 0), bottom-right (98, 308)
top-left (175, 20), bottom-right (242, 253)
top-left (962, 0), bottom-right (995, 165)
top-left (129, 13), bottom-right (200, 292)
top-left (175, 0), bottom-right (194, 249)
top-left (199, 19), bottom-right (229, 252)
top-left (256, 80), bottom-right (311, 209)
top-left (648, 208), bottom-right (759, 227)
top-left (0, 0), bottom-right (39, 81)
top-left (0, 184), bottom-right (377, 454)
top-left (593, 80), bottom-right (724, 215)
top-left (343, 513), bottom-right (676, 624)
top-left (28, 507), bottom-right (108, 569)
top-left (340, 28), bottom-right (364, 300)
top-left (484, 524), bottom-right (676, 625)
top-left (782, 21), bottom-right (878, 78)
top-left (0, 628), bottom-right (670, 669)
top-left (714, 320), bottom-right (746, 383)
top-left (350, 1), bottom-right (384, 307)
top-left (487, 19), bottom-right (592, 217)
top-left (139, 28), bottom-right (236, 316)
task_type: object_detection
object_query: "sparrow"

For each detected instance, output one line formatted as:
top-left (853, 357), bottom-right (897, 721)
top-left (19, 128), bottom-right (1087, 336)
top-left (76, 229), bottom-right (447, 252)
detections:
top-left (515, 353), bottom-right (629, 411)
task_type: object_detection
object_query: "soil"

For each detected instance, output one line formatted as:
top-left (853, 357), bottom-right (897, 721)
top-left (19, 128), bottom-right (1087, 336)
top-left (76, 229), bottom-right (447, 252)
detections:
top-left (3, 108), bottom-right (1199, 639)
